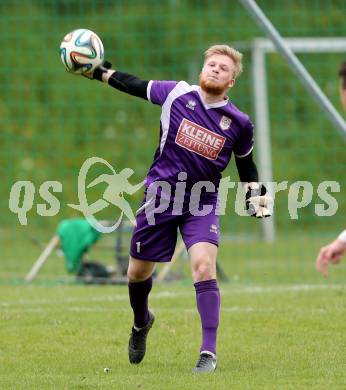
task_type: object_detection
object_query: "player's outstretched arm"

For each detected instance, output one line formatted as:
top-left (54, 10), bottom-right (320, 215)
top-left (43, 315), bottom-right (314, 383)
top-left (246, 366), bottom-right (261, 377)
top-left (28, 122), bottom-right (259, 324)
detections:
top-left (235, 153), bottom-right (273, 218)
top-left (316, 230), bottom-right (346, 277)
top-left (84, 61), bottom-right (149, 100)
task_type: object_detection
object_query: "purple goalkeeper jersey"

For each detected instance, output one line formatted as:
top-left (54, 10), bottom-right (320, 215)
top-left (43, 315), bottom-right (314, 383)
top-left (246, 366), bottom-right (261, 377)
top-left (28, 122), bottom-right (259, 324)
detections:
top-left (145, 80), bottom-right (254, 190)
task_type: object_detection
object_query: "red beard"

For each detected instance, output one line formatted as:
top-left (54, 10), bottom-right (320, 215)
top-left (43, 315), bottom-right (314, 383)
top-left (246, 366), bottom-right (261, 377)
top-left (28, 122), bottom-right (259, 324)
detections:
top-left (199, 74), bottom-right (230, 96)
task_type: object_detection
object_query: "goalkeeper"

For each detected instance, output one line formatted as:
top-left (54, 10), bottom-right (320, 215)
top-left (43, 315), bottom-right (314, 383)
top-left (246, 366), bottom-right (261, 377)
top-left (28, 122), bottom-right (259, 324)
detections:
top-left (81, 44), bottom-right (272, 373)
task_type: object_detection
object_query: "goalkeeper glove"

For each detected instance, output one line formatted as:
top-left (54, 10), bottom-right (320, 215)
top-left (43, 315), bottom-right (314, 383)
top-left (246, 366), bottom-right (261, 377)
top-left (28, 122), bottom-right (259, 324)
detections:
top-left (245, 182), bottom-right (273, 218)
top-left (83, 60), bottom-right (112, 80)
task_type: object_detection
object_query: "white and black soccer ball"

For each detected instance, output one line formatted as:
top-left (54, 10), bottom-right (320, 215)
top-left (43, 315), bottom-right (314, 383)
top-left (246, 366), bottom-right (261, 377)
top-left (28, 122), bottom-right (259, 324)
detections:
top-left (60, 28), bottom-right (104, 75)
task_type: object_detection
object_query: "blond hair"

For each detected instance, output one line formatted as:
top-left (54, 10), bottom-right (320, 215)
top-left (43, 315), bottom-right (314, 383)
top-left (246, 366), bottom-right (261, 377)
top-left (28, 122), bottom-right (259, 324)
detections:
top-left (204, 44), bottom-right (243, 79)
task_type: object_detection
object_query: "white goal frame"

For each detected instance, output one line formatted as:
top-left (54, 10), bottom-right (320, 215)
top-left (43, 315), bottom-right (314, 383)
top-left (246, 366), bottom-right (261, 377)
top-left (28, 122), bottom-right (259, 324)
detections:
top-left (252, 37), bottom-right (346, 241)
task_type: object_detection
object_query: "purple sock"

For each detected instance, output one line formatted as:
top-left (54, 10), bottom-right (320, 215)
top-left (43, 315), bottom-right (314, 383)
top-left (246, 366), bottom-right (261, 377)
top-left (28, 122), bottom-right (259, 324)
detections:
top-left (194, 279), bottom-right (220, 355)
top-left (128, 277), bottom-right (153, 328)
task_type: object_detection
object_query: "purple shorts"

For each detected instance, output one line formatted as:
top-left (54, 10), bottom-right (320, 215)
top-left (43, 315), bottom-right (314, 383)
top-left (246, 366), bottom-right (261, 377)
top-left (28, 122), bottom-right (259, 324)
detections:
top-left (130, 195), bottom-right (220, 262)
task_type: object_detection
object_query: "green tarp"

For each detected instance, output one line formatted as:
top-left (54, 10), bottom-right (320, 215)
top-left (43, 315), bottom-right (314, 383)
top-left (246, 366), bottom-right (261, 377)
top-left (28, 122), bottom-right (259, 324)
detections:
top-left (57, 219), bottom-right (101, 273)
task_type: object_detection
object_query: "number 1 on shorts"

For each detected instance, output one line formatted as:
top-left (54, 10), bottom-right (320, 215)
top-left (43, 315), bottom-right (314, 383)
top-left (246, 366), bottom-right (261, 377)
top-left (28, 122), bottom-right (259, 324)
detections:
top-left (136, 241), bottom-right (141, 253)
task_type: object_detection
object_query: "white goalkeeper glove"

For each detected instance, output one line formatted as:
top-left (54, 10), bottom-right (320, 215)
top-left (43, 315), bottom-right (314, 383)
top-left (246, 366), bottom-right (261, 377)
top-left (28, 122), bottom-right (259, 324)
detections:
top-left (245, 182), bottom-right (273, 218)
top-left (83, 60), bottom-right (113, 80)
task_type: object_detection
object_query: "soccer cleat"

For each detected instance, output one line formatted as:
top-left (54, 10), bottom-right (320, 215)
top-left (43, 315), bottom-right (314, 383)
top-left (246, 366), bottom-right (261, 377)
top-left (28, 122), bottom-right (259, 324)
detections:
top-left (128, 311), bottom-right (155, 364)
top-left (192, 351), bottom-right (217, 373)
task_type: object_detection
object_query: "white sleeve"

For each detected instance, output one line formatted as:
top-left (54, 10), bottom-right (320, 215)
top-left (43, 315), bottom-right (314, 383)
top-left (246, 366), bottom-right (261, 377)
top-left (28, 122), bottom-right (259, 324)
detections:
top-left (338, 229), bottom-right (346, 243)
top-left (147, 80), bottom-right (154, 102)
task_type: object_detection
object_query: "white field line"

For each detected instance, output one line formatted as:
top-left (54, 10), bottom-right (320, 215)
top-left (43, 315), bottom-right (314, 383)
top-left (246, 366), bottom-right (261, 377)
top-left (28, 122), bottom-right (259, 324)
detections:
top-left (0, 306), bottom-right (271, 314)
top-left (0, 272), bottom-right (69, 278)
top-left (1, 306), bottom-right (331, 315)
top-left (0, 284), bottom-right (344, 308)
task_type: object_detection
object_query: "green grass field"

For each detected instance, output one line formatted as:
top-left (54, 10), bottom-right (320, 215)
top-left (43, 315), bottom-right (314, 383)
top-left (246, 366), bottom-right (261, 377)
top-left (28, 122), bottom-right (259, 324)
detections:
top-left (1, 232), bottom-right (346, 389)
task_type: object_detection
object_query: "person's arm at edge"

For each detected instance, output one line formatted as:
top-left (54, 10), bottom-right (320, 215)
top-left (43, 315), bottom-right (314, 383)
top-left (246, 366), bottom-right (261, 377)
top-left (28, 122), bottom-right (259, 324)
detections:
top-left (315, 229), bottom-right (346, 277)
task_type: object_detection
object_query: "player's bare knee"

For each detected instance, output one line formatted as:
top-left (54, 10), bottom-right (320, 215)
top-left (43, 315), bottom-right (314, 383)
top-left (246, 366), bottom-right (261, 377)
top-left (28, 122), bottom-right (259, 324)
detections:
top-left (192, 257), bottom-right (215, 280)
top-left (127, 268), bottom-right (151, 282)
top-left (127, 258), bottom-right (154, 282)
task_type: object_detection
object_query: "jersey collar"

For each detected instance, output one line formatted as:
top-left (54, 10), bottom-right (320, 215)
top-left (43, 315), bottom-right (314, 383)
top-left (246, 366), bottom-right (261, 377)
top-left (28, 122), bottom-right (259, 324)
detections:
top-left (193, 85), bottom-right (229, 109)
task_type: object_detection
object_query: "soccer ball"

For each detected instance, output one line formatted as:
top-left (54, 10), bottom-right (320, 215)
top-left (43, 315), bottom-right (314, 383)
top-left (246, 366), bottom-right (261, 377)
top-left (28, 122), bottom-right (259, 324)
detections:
top-left (59, 29), bottom-right (104, 75)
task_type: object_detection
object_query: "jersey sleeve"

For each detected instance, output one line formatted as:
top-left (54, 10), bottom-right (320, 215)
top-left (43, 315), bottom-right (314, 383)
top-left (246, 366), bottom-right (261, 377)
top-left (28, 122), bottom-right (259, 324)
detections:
top-left (233, 119), bottom-right (255, 158)
top-left (147, 80), bottom-right (178, 106)
top-left (338, 229), bottom-right (346, 243)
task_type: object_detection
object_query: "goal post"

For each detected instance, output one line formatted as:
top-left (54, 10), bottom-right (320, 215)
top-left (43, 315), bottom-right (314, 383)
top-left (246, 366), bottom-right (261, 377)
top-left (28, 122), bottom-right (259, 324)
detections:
top-left (251, 37), bottom-right (346, 242)
top-left (240, 0), bottom-right (346, 140)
